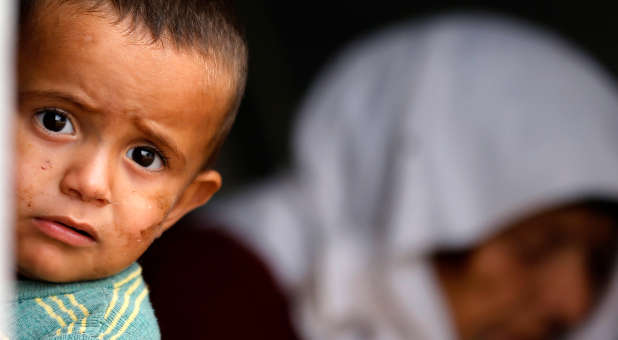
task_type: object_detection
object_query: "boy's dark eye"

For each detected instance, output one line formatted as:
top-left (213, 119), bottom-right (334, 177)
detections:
top-left (126, 146), bottom-right (164, 171)
top-left (34, 109), bottom-right (75, 134)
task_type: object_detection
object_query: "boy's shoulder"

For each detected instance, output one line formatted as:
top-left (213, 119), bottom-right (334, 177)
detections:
top-left (14, 263), bottom-right (160, 340)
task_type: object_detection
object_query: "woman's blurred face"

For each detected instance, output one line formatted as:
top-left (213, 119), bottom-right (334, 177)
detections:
top-left (434, 202), bottom-right (618, 340)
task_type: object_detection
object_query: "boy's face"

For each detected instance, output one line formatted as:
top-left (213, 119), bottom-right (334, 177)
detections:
top-left (16, 4), bottom-right (231, 282)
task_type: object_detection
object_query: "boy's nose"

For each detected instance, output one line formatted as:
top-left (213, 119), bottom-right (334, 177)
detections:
top-left (59, 149), bottom-right (112, 206)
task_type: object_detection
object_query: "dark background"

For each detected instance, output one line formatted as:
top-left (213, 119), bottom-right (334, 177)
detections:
top-left (213, 1), bottom-right (618, 196)
top-left (146, 3), bottom-right (618, 338)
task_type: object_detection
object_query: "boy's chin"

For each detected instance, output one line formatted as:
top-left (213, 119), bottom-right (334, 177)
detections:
top-left (17, 264), bottom-right (81, 283)
top-left (19, 265), bottom-right (93, 283)
top-left (16, 233), bottom-right (153, 282)
top-left (18, 263), bottom-right (124, 283)
top-left (17, 250), bottom-right (131, 283)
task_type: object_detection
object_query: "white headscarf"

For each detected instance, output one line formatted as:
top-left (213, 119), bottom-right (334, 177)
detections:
top-left (207, 13), bottom-right (618, 340)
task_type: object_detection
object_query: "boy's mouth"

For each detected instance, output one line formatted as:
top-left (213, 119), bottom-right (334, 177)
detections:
top-left (33, 217), bottom-right (98, 247)
top-left (55, 221), bottom-right (95, 239)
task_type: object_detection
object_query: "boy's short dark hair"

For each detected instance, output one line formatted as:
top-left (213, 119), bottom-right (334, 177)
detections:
top-left (19, 0), bottom-right (248, 169)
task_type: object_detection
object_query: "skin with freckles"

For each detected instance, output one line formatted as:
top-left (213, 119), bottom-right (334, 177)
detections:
top-left (434, 203), bottom-right (618, 340)
top-left (16, 2), bottom-right (232, 282)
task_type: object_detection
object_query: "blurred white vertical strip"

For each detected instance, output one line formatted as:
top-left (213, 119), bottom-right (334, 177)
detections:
top-left (0, 0), bottom-right (15, 336)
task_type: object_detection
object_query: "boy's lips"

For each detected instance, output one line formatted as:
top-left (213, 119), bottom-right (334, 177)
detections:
top-left (33, 216), bottom-right (98, 247)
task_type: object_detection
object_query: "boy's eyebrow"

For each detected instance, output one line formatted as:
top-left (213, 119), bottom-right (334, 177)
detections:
top-left (19, 90), bottom-right (99, 113)
top-left (132, 118), bottom-right (186, 167)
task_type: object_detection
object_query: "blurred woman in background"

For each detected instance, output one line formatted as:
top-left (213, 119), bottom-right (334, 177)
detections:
top-left (208, 13), bottom-right (618, 340)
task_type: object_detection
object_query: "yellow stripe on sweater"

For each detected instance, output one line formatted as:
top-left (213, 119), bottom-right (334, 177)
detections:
top-left (104, 267), bottom-right (142, 319)
top-left (66, 294), bottom-right (90, 334)
top-left (98, 277), bottom-right (142, 339)
top-left (50, 296), bottom-right (77, 335)
top-left (50, 296), bottom-right (78, 322)
top-left (35, 297), bottom-right (66, 331)
top-left (109, 288), bottom-right (149, 340)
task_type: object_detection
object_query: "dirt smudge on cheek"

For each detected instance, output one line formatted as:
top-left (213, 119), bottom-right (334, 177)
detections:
top-left (119, 213), bottom-right (163, 247)
top-left (18, 185), bottom-right (32, 199)
top-left (154, 193), bottom-right (172, 213)
top-left (118, 222), bottom-right (162, 262)
top-left (140, 222), bottom-right (162, 241)
top-left (116, 193), bottom-right (174, 256)
top-left (17, 186), bottom-right (34, 211)
top-left (40, 160), bottom-right (52, 171)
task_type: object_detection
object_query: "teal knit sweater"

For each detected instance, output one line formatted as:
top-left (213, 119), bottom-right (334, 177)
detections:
top-left (11, 263), bottom-right (160, 339)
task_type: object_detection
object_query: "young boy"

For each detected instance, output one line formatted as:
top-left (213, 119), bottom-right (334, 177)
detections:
top-left (12, 0), bottom-right (247, 338)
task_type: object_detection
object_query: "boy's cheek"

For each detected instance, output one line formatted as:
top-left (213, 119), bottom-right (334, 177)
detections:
top-left (14, 156), bottom-right (47, 211)
top-left (151, 192), bottom-right (173, 213)
top-left (14, 126), bottom-right (51, 182)
top-left (111, 193), bottom-right (174, 244)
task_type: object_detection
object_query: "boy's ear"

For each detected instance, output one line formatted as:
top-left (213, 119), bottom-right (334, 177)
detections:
top-left (159, 169), bottom-right (222, 235)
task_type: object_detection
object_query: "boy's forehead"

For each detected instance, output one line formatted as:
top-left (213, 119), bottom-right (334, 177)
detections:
top-left (24, 2), bottom-right (232, 105)
top-left (20, 2), bottom-right (234, 161)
